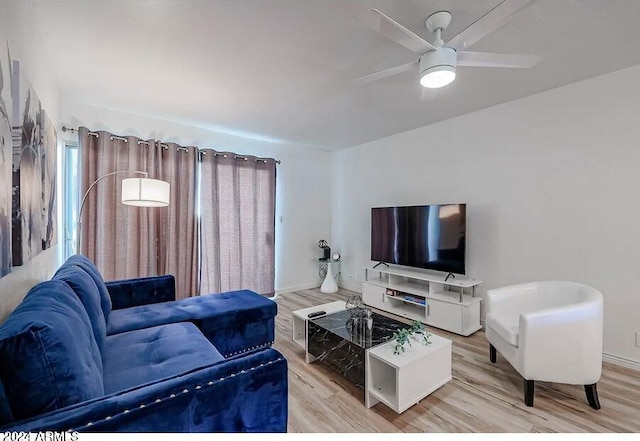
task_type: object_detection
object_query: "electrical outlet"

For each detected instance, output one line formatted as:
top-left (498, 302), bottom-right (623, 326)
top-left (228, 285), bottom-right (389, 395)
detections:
top-left (636, 332), bottom-right (640, 348)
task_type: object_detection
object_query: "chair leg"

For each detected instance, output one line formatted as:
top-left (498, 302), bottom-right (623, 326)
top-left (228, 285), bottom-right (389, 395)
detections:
top-left (489, 344), bottom-right (497, 363)
top-left (584, 383), bottom-right (601, 410)
top-left (524, 379), bottom-right (535, 407)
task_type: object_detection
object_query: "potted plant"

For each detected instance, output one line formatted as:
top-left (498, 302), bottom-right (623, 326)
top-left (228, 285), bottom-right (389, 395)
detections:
top-left (391, 320), bottom-right (432, 355)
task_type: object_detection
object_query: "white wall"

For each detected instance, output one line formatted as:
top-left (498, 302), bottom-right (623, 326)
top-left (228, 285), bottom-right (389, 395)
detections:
top-left (61, 100), bottom-right (332, 294)
top-left (332, 64), bottom-right (640, 365)
top-left (0, 0), bottom-right (63, 322)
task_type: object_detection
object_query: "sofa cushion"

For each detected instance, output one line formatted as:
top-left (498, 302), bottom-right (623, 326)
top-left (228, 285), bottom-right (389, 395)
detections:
top-left (53, 265), bottom-right (107, 352)
top-left (0, 281), bottom-right (104, 423)
top-left (106, 290), bottom-right (276, 336)
top-left (0, 379), bottom-right (12, 424)
top-left (486, 313), bottom-right (519, 347)
top-left (102, 322), bottom-right (224, 394)
top-left (64, 254), bottom-right (112, 319)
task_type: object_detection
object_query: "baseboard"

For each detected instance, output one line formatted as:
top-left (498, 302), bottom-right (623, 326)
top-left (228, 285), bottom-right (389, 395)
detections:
top-left (602, 353), bottom-right (640, 371)
top-left (273, 280), bottom-right (361, 298)
top-left (338, 280), bottom-right (362, 293)
top-left (274, 282), bottom-right (321, 297)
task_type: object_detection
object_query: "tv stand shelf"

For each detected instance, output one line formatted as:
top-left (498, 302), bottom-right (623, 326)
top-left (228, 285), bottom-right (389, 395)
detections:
top-left (385, 292), bottom-right (426, 308)
top-left (362, 266), bottom-right (482, 336)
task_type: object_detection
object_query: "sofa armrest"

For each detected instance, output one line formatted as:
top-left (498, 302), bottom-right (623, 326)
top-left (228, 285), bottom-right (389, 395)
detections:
top-left (1, 348), bottom-right (287, 433)
top-left (519, 300), bottom-right (603, 383)
top-left (106, 275), bottom-right (176, 310)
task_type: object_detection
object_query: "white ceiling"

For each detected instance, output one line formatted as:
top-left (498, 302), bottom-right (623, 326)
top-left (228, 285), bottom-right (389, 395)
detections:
top-left (33, 0), bottom-right (640, 151)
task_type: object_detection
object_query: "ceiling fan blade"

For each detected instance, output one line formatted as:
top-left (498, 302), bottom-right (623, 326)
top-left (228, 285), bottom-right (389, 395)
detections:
top-left (447, 0), bottom-right (535, 51)
top-left (458, 51), bottom-right (541, 68)
top-left (349, 60), bottom-right (417, 86)
top-left (364, 9), bottom-right (437, 53)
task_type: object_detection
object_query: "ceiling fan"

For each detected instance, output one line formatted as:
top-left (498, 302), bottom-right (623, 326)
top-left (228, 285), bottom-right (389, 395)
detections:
top-left (353, 0), bottom-right (541, 92)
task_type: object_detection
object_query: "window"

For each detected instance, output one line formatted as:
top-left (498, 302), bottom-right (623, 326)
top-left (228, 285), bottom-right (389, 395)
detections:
top-left (62, 143), bottom-right (79, 258)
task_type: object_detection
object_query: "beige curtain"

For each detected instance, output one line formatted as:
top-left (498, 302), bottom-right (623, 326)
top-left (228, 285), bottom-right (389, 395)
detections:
top-left (157, 144), bottom-right (198, 299)
top-left (79, 129), bottom-right (199, 295)
top-left (199, 152), bottom-right (276, 296)
top-left (80, 127), bottom-right (276, 297)
top-left (78, 127), bottom-right (161, 281)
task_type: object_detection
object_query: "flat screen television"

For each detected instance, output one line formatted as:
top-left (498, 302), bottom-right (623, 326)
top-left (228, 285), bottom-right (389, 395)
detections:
top-left (371, 204), bottom-right (466, 275)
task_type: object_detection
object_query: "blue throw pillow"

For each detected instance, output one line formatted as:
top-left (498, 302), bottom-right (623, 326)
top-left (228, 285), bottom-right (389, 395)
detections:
top-left (63, 254), bottom-right (112, 319)
top-left (0, 281), bottom-right (104, 422)
top-left (53, 265), bottom-right (107, 353)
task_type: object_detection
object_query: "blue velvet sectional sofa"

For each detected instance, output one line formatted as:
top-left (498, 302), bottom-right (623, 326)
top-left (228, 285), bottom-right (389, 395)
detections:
top-left (0, 255), bottom-right (288, 432)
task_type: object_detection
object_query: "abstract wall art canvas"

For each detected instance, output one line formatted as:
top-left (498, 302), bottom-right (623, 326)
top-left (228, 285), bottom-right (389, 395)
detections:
top-left (11, 59), bottom-right (57, 266)
top-left (0, 44), bottom-right (12, 277)
top-left (41, 111), bottom-right (57, 251)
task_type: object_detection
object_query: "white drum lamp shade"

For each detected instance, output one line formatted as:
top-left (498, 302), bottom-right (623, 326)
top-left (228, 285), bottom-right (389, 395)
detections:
top-left (121, 178), bottom-right (170, 207)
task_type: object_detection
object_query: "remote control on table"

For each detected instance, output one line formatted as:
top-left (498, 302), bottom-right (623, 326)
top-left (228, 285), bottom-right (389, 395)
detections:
top-left (308, 311), bottom-right (326, 318)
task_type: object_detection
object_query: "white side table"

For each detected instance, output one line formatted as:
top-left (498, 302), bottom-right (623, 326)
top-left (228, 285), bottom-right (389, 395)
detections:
top-left (319, 259), bottom-right (340, 293)
top-left (365, 333), bottom-right (452, 413)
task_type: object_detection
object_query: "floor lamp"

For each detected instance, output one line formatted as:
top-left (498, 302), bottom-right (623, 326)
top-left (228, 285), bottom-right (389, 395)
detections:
top-left (76, 171), bottom-right (170, 253)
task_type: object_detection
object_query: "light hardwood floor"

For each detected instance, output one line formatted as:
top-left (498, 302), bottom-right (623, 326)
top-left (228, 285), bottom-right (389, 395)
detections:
top-left (273, 288), bottom-right (640, 433)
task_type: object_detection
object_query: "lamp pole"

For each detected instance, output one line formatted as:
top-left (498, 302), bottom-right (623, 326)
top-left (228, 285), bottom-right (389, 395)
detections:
top-left (76, 170), bottom-right (148, 254)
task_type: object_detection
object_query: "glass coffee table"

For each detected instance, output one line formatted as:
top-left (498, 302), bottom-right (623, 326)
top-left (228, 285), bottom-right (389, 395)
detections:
top-left (306, 309), bottom-right (408, 387)
top-left (305, 307), bottom-right (452, 413)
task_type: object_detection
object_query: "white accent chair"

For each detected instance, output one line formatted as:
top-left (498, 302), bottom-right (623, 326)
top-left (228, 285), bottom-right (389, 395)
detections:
top-left (485, 281), bottom-right (603, 409)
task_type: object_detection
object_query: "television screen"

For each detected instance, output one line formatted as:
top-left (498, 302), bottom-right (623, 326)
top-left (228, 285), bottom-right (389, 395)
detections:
top-left (371, 204), bottom-right (466, 274)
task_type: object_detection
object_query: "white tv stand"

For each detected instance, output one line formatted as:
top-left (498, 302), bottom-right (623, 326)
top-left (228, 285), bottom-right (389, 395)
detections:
top-left (362, 266), bottom-right (482, 336)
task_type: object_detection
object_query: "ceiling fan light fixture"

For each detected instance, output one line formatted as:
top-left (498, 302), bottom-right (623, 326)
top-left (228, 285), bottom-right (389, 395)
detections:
top-left (420, 66), bottom-right (456, 88)
top-left (419, 47), bottom-right (457, 89)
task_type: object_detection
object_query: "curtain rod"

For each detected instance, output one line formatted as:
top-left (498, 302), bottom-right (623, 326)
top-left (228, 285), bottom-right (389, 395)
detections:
top-left (62, 126), bottom-right (281, 165)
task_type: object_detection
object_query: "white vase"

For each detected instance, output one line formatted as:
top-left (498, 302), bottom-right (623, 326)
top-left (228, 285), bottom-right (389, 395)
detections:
top-left (320, 263), bottom-right (338, 293)
top-left (412, 332), bottom-right (430, 345)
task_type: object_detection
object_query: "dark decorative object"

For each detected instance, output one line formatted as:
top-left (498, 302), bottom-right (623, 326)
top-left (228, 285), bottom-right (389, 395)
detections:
top-left (345, 307), bottom-right (372, 343)
top-left (318, 239), bottom-right (330, 261)
top-left (318, 262), bottom-right (327, 280)
top-left (345, 295), bottom-right (373, 341)
top-left (0, 43), bottom-right (13, 277)
top-left (10, 58), bottom-right (57, 266)
top-left (345, 295), bottom-right (364, 313)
